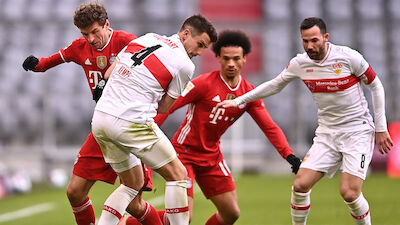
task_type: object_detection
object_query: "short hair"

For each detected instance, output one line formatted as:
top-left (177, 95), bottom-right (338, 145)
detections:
top-left (73, 2), bottom-right (108, 29)
top-left (179, 14), bottom-right (218, 43)
top-left (212, 30), bottom-right (251, 56)
top-left (300, 17), bottom-right (327, 34)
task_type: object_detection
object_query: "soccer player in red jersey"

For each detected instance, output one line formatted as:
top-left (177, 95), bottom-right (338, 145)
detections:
top-left (22, 2), bottom-right (163, 225)
top-left (154, 30), bottom-right (301, 225)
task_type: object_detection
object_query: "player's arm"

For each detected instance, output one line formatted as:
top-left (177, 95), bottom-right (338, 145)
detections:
top-left (248, 101), bottom-right (301, 174)
top-left (361, 67), bottom-right (393, 154)
top-left (215, 73), bottom-right (291, 112)
top-left (22, 52), bottom-right (64, 72)
top-left (93, 56), bottom-right (118, 102)
top-left (154, 80), bottom-right (202, 126)
top-left (157, 94), bottom-right (176, 114)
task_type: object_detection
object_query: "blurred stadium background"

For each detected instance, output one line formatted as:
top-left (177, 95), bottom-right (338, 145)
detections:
top-left (0, 0), bottom-right (399, 204)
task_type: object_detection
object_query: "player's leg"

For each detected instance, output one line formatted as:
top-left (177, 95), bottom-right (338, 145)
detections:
top-left (207, 190), bottom-right (239, 225)
top-left (339, 129), bottom-right (373, 225)
top-left (341, 173), bottom-right (370, 225)
top-left (67, 174), bottom-right (96, 225)
top-left (97, 159), bottom-right (144, 225)
top-left (340, 130), bottom-right (374, 225)
top-left (154, 158), bottom-right (189, 225)
top-left (137, 124), bottom-right (189, 225)
top-left (291, 168), bottom-right (323, 225)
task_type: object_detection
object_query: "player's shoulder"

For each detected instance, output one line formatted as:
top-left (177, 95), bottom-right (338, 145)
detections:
top-left (64, 36), bottom-right (88, 51)
top-left (191, 71), bottom-right (218, 86)
top-left (330, 43), bottom-right (361, 57)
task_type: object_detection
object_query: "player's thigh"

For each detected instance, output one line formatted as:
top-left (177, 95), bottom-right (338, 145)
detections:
top-left (137, 124), bottom-right (177, 170)
top-left (293, 168), bottom-right (324, 192)
top-left (301, 132), bottom-right (342, 179)
top-left (72, 156), bottom-right (118, 184)
top-left (196, 160), bottom-right (236, 199)
top-left (340, 172), bottom-right (364, 201)
top-left (341, 130), bottom-right (374, 180)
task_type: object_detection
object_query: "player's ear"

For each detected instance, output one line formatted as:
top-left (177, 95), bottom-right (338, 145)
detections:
top-left (104, 19), bottom-right (110, 29)
top-left (323, 32), bottom-right (329, 42)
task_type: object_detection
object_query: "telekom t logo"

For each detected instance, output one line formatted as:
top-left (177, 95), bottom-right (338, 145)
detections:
top-left (89, 71), bottom-right (103, 89)
top-left (209, 107), bottom-right (225, 124)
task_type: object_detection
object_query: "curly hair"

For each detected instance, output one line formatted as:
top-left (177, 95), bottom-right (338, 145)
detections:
top-left (180, 14), bottom-right (218, 43)
top-left (212, 30), bottom-right (251, 56)
top-left (73, 2), bottom-right (108, 29)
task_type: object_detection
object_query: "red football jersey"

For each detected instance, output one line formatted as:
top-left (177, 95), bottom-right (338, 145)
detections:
top-left (154, 71), bottom-right (293, 165)
top-left (34, 29), bottom-right (136, 95)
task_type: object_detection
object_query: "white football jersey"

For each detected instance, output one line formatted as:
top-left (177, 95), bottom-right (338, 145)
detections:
top-left (280, 43), bottom-right (374, 132)
top-left (96, 33), bottom-right (194, 123)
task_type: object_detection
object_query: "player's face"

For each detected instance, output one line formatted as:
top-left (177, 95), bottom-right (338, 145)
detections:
top-left (80, 20), bottom-right (111, 50)
top-left (181, 29), bottom-right (211, 59)
top-left (301, 25), bottom-right (329, 60)
top-left (218, 46), bottom-right (246, 79)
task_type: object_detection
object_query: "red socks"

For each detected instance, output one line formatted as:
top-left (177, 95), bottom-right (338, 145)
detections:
top-left (206, 213), bottom-right (229, 225)
top-left (71, 197), bottom-right (96, 225)
top-left (125, 202), bottom-right (163, 225)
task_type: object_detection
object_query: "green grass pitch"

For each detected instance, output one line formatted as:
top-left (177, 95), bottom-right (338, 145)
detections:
top-left (0, 173), bottom-right (399, 225)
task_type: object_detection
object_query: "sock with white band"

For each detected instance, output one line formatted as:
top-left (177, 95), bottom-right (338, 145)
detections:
top-left (98, 184), bottom-right (139, 225)
top-left (165, 180), bottom-right (189, 224)
top-left (345, 193), bottom-right (371, 225)
top-left (291, 187), bottom-right (311, 225)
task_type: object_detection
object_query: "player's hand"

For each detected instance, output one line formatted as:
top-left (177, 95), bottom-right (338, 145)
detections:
top-left (22, 55), bottom-right (39, 71)
top-left (93, 78), bottom-right (107, 103)
top-left (213, 100), bottom-right (238, 113)
top-left (375, 131), bottom-right (393, 154)
top-left (286, 154), bottom-right (301, 174)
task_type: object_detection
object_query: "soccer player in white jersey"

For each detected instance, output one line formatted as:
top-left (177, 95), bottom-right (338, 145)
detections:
top-left (215, 17), bottom-right (393, 225)
top-left (91, 14), bottom-right (217, 225)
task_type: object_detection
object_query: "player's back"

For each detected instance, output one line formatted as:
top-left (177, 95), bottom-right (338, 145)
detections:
top-left (96, 33), bottom-right (194, 124)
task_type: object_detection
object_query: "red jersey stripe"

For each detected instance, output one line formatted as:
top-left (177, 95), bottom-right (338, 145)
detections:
top-left (125, 43), bottom-right (173, 90)
top-left (303, 75), bottom-right (359, 93)
top-left (363, 66), bottom-right (376, 84)
top-left (144, 54), bottom-right (173, 90)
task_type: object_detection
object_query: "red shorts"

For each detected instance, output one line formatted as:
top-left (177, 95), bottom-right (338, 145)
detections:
top-left (184, 159), bottom-right (236, 199)
top-left (73, 132), bottom-right (153, 190)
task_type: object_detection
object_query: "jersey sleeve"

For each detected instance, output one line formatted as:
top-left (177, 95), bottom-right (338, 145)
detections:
top-left (166, 62), bottom-right (194, 99)
top-left (347, 48), bottom-right (370, 77)
top-left (59, 39), bottom-right (80, 63)
top-left (247, 100), bottom-right (294, 159)
top-left (34, 52), bottom-right (64, 72)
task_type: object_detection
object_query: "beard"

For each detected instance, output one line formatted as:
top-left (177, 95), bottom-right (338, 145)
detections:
top-left (306, 42), bottom-right (326, 60)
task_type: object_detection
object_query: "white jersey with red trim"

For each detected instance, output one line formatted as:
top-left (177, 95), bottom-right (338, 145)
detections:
top-left (95, 33), bottom-right (194, 123)
top-left (236, 43), bottom-right (377, 133)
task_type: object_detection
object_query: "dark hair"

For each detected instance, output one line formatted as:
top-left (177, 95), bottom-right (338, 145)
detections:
top-left (73, 2), bottom-right (108, 29)
top-left (179, 14), bottom-right (218, 43)
top-left (300, 17), bottom-right (327, 34)
top-left (212, 30), bottom-right (251, 56)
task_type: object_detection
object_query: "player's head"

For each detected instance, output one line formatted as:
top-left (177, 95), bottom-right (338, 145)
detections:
top-left (73, 2), bottom-right (111, 50)
top-left (178, 14), bottom-right (217, 59)
top-left (212, 30), bottom-right (251, 78)
top-left (300, 17), bottom-right (329, 60)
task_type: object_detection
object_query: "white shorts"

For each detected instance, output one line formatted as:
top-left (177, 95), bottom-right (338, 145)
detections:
top-left (92, 110), bottom-right (177, 171)
top-left (300, 129), bottom-right (374, 180)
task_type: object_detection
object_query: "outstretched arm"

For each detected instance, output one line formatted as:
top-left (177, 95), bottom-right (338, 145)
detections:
top-left (214, 75), bottom-right (290, 112)
top-left (367, 76), bottom-right (393, 153)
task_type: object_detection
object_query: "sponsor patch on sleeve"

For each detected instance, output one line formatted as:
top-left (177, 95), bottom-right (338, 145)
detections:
top-left (181, 81), bottom-right (194, 97)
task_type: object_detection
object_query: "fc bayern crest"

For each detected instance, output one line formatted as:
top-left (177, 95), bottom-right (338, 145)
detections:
top-left (96, 56), bottom-right (107, 69)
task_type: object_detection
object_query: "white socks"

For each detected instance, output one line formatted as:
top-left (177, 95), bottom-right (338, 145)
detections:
top-left (345, 193), bottom-right (371, 225)
top-left (98, 184), bottom-right (139, 225)
top-left (291, 187), bottom-right (311, 225)
top-left (165, 180), bottom-right (189, 225)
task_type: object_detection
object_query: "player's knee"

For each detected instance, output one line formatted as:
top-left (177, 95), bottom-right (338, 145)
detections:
top-left (66, 184), bottom-right (86, 204)
top-left (221, 208), bottom-right (240, 224)
top-left (340, 187), bottom-right (360, 202)
top-left (293, 179), bottom-right (311, 193)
